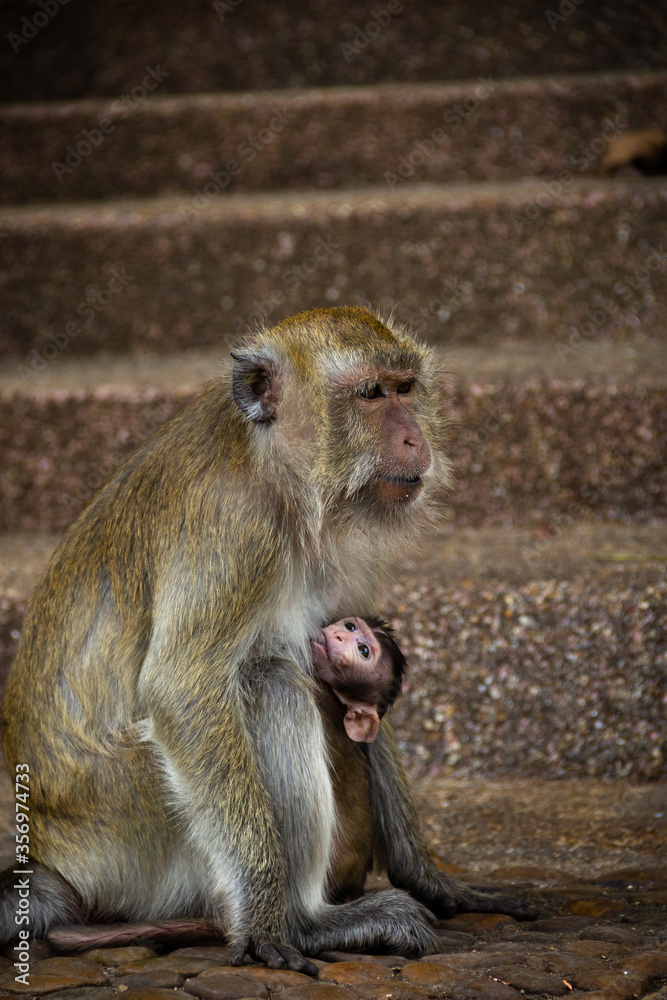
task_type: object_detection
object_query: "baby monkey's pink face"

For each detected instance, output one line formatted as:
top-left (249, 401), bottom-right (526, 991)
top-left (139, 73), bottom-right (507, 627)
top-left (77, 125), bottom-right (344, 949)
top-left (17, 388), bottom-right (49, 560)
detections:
top-left (310, 617), bottom-right (395, 743)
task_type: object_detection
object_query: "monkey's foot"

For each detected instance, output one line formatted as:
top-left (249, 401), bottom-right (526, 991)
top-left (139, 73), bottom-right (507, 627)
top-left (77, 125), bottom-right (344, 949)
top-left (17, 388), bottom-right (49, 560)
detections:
top-left (230, 939), bottom-right (319, 976)
top-left (422, 881), bottom-right (539, 922)
top-left (457, 890), bottom-right (539, 921)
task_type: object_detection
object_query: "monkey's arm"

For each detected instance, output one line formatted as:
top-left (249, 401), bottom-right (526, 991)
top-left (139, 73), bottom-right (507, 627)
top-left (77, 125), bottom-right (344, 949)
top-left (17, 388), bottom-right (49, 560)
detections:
top-left (368, 723), bottom-right (538, 921)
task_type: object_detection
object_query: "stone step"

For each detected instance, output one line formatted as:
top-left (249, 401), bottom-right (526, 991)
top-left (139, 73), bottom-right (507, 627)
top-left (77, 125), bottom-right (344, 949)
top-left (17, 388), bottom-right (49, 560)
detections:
top-left (2, 71), bottom-right (665, 204)
top-left (2, 178), bottom-right (666, 359)
top-left (1, 0), bottom-right (666, 102)
top-left (1, 342), bottom-right (664, 534)
top-left (1, 522), bottom-right (664, 779)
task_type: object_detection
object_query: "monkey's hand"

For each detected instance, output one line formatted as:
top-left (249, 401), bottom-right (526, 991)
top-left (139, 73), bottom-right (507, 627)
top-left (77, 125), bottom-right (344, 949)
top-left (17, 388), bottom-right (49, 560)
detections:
top-left (230, 937), bottom-right (319, 976)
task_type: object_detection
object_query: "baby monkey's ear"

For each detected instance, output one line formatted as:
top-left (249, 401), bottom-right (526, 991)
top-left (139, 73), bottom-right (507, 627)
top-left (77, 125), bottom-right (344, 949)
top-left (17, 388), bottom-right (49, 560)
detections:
top-left (344, 704), bottom-right (381, 743)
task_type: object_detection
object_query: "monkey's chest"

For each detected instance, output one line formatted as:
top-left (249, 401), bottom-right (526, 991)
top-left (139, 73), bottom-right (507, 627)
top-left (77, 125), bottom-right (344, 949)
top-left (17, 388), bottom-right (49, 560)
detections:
top-left (317, 686), bottom-right (374, 903)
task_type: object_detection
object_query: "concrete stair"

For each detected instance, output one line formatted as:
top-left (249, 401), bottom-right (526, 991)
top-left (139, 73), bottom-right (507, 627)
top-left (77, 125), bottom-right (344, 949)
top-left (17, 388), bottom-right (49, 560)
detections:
top-left (2, 0), bottom-right (667, 101)
top-left (2, 71), bottom-right (666, 204)
top-left (1, 342), bottom-right (665, 533)
top-left (3, 179), bottom-right (667, 357)
top-left (0, 523), bottom-right (664, 781)
top-left (0, 2), bottom-right (665, 781)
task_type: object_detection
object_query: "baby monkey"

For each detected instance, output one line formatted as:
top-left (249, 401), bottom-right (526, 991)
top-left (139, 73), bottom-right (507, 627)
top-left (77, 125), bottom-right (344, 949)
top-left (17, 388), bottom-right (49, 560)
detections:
top-left (311, 616), bottom-right (406, 743)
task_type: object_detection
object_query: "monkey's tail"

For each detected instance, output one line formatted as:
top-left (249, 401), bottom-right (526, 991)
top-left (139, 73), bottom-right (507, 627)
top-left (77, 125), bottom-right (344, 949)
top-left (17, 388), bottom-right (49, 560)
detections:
top-left (48, 919), bottom-right (220, 951)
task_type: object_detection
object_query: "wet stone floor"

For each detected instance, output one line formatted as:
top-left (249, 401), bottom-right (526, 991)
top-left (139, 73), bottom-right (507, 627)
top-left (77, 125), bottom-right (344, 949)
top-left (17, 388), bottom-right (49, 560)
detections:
top-left (0, 773), bottom-right (665, 1000)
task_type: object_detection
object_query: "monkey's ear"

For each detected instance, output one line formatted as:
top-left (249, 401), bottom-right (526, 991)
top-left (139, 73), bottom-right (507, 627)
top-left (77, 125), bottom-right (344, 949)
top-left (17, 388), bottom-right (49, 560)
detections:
top-left (231, 352), bottom-right (281, 423)
top-left (344, 705), bottom-right (381, 743)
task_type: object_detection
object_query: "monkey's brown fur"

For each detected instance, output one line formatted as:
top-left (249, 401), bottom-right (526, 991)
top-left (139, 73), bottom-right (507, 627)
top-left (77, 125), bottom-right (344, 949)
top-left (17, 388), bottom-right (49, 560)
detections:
top-left (2, 307), bottom-right (535, 969)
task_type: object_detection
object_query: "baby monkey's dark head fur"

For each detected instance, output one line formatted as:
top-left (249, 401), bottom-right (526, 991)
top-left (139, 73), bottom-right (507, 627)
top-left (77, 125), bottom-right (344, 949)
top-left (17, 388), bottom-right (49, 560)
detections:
top-left (364, 615), bottom-right (407, 717)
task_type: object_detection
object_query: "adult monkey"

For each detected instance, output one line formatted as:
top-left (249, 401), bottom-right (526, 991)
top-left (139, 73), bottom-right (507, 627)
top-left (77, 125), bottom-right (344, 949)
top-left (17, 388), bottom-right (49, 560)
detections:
top-left (1, 307), bottom-right (535, 971)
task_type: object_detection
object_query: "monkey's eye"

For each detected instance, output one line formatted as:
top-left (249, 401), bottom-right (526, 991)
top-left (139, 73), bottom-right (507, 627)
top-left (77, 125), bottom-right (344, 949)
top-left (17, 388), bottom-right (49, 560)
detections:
top-left (344, 621), bottom-right (356, 631)
top-left (358, 383), bottom-right (383, 399)
top-left (357, 643), bottom-right (370, 659)
top-left (397, 381), bottom-right (412, 394)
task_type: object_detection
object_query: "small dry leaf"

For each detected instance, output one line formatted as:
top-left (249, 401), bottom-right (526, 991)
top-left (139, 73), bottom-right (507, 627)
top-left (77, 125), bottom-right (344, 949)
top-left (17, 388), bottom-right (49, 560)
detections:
top-left (563, 980), bottom-right (573, 991)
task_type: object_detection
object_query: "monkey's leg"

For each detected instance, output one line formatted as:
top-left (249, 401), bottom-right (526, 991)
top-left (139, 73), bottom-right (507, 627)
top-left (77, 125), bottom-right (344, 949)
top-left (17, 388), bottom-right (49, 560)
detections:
top-left (0, 731), bottom-right (212, 944)
top-left (142, 658), bottom-right (321, 976)
top-left (294, 889), bottom-right (441, 957)
top-left (368, 724), bottom-right (539, 921)
top-left (0, 863), bottom-right (85, 942)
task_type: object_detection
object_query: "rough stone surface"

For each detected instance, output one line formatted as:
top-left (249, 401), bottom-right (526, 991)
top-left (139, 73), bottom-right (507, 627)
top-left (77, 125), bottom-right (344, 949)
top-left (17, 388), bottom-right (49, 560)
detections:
top-left (279, 986), bottom-right (352, 1000)
top-left (197, 967), bottom-right (312, 990)
top-left (2, 73), bottom-right (666, 204)
top-left (318, 953), bottom-right (406, 968)
top-left (170, 949), bottom-right (236, 962)
top-left (1, 866), bottom-right (667, 998)
top-left (449, 981), bottom-right (520, 1000)
top-left (319, 962), bottom-right (390, 984)
top-left (116, 957), bottom-right (223, 975)
top-left (25, 991), bottom-right (115, 1000)
top-left (82, 947), bottom-right (157, 966)
top-left (2, 0), bottom-right (667, 102)
top-left (487, 965), bottom-right (572, 994)
top-left (22, 957), bottom-right (108, 983)
top-left (2, 180), bottom-right (667, 359)
top-left (401, 962), bottom-right (455, 984)
top-left (350, 980), bottom-right (440, 999)
top-left (432, 932), bottom-right (476, 953)
top-left (389, 574), bottom-right (667, 780)
top-left (122, 991), bottom-right (193, 1000)
top-left (1, 975), bottom-right (105, 996)
top-left (182, 973), bottom-right (267, 1000)
top-left (114, 970), bottom-right (185, 989)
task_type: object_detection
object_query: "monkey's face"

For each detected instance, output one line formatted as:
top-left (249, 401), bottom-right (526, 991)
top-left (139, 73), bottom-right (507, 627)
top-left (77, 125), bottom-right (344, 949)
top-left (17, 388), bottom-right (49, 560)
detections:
top-left (311, 617), bottom-right (392, 743)
top-left (311, 617), bottom-right (383, 686)
top-left (347, 370), bottom-right (432, 508)
top-left (230, 307), bottom-right (451, 531)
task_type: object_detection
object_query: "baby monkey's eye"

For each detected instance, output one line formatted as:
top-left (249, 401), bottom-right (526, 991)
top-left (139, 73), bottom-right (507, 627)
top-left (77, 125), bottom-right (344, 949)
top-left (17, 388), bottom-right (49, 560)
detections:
top-left (358, 643), bottom-right (370, 659)
top-left (397, 381), bottom-right (412, 394)
top-left (344, 621), bottom-right (356, 631)
top-left (358, 383), bottom-right (383, 400)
